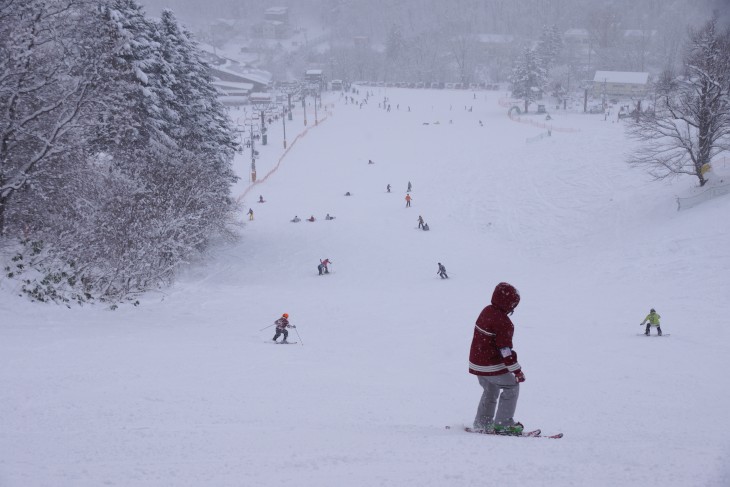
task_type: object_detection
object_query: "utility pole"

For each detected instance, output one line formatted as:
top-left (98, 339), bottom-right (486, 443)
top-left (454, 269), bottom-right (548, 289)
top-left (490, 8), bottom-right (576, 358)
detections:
top-left (282, 106), bottom-right (287, 148)
top-left (314, 92), bottom-right (318, 125)
top-left (260, 110), bottom-right (267, 145)
top-left (303, 95), bottom-right (307, 126)
top-left (250, 124), bottom-right (256, 182)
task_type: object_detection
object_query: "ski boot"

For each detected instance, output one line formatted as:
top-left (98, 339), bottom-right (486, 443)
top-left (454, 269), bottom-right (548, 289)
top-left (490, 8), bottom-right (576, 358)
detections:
top-left (494, 422), bottom-right (524, 436)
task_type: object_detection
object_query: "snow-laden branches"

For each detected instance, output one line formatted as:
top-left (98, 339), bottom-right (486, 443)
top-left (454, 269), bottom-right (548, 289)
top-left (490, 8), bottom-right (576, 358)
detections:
top-left (2, 0), bottom-right (240, 305)
top-left (627, 17), bottom-right (730, 187)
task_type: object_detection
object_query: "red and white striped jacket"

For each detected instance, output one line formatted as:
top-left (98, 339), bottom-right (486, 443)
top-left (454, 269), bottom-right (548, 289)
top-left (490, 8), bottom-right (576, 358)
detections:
top-left (275, 317), bottom-right (290, 330)
top-left (468, 282), bottom-right (522, 376)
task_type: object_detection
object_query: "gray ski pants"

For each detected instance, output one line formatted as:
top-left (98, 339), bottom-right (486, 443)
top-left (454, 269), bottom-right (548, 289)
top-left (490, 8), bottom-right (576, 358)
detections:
top-left (473, 373), bottom-right (520, 429)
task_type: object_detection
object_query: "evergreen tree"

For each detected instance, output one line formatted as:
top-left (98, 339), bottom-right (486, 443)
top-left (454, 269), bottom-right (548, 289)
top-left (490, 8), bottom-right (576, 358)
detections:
top-left (3, 0), bottom-right (242, 304)
top-left (537, 25), bottom-right (563, 72)
top-left (509, 47), bottom-right (547, 113)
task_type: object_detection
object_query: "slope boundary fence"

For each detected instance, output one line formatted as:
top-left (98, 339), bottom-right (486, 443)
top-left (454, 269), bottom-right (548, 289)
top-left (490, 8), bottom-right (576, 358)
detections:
top-left (237, 109), bottom-right (333, 203)
top-left (499, 97), bottom-right (580, 134)
top-left (677, 181), bottom-right (730, 210)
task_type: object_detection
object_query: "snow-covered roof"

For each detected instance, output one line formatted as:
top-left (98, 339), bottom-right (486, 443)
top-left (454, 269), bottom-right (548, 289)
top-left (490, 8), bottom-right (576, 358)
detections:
top-left (593, 71), bottom-right (649, 85)
top-left (213, 63), bottom-right (273, 86)
top-left (265, 6), bottom-right (288, 15)
top-left (212, 81), bottom-right (254, 91)
top-left (476, 33), bottom-right (514, 44)
top-left (306, 69), bottom-right (323, 75)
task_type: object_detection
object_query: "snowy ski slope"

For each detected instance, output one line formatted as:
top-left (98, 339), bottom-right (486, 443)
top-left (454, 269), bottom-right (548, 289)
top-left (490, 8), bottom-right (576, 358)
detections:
top-left (1, 87), bottom-right (729, 486)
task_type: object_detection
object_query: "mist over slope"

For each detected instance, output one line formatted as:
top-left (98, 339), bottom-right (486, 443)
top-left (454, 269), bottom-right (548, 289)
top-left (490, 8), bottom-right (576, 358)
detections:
top-left (1, 88), bottom-right (729, 486)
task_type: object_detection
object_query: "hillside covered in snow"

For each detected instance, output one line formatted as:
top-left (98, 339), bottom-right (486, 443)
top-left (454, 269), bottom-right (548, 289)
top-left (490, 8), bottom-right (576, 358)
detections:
top-left (2, 87), bottom-right (729, 486)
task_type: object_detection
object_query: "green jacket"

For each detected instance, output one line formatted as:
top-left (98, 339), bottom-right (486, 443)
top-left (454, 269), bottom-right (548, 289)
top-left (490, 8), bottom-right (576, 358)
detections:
top-left (642, 312), bottom-right (661, 326)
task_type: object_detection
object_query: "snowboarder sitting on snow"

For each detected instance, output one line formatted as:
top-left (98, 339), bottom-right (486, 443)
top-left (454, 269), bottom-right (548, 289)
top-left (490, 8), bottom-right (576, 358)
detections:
top-left (437, 263), bottom-right (448, 279)
top-left (272, 313), bottom-right (295, 343)
top-left (325, 213), bottom-right (335, 220)
top-left (258, 195), bottom-right (265, 203)
top-left (640, 308), bottom-right (662, 336)
top-left (291, 216), bottom-right (301, 222)
top-left (422, 223), bottom-right (429, 231)
top-left (469, 282), bottom-right (525, 435)
top-left (345, 192), bottom-right (351, 196)
top-left (307, 215), bottom-right (316, 222)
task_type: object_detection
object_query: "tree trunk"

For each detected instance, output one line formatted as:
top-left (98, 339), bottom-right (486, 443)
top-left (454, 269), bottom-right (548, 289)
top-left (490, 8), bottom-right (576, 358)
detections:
top-left (0, 194), bottom-right (5, 237)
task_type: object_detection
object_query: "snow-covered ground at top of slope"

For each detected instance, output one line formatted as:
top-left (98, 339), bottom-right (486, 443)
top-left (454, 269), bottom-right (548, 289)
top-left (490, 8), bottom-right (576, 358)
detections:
top-left (1, 87), bottom-right (729, 487)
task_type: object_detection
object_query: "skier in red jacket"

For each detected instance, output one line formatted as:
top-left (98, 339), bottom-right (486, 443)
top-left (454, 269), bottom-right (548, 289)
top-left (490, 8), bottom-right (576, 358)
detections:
top-left (272, 313), bottom-right (295, 343)
top-left (468, 282), bottom-right (525, 435)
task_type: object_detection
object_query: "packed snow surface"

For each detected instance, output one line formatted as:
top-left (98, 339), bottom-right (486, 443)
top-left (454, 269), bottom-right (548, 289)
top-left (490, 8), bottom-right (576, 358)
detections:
top-left (2, 88), bottom-right (730, 486)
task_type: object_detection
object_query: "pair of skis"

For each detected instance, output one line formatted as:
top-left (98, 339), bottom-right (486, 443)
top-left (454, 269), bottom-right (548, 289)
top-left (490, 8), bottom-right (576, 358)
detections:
top-left (446, 425), bottom-right (563, 439)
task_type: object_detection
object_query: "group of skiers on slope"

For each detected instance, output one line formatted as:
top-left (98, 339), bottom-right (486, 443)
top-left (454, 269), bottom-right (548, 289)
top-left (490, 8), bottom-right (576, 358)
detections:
top-left (290, 214), bottom-right (335, 223)
top-left (468, 281), bottom-right (665, 436)
top-left (385, 182), bottom-right (411, 194)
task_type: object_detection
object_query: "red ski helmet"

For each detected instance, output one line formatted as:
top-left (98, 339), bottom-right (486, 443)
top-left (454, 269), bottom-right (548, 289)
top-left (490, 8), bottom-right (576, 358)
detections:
top-left (282, 313), bottom-right (289, 319)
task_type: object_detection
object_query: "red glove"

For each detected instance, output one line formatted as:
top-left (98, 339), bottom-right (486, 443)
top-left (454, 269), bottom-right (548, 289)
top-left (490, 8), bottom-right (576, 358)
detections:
top-left (514, 370), bottom-right (526, 383)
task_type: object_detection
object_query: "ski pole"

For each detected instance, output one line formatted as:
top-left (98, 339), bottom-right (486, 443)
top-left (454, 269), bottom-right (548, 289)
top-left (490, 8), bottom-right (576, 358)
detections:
top-left (293, 326), bottom-right (304, 346)
top-left (259, 323), bottom-right (276, 331)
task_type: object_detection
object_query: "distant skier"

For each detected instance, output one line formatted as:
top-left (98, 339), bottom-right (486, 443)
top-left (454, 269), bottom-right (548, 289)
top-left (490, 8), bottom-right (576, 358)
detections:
top-left (318, 258), bottom-right (332, 275)
top-left (387, 184), bottom-right (391, 193)
top-left (272, 313), bottom-right (295, 343)
top-left (248, 208), bottom-right (254, 221)
top-left (307, 215), bottom-right (316, 222)
top-left (258, 195), bottom-right (265, 203)
top-left (325, 213), bottom-right (335, 220)
top-left (469, 282), bottom-right (525, 435)
top-left (437, 263), bottom-right (448, 279)
top-left (405, 193), bottom-right (412, 208)
top-left (291, 215), bottom-right (301, 222)
top-left (418, 215), bottom-right (424, 229)
top-left (407, 181), bottom-right (412, 192)
top-left (368, 159), bottom-right (374, 164)
top-left (639, 308), bottom-right (662, 336)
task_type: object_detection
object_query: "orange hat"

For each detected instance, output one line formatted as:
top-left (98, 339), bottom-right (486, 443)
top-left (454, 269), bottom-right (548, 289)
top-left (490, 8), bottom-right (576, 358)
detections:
top-left (282, 313), bottom-right (289, 318)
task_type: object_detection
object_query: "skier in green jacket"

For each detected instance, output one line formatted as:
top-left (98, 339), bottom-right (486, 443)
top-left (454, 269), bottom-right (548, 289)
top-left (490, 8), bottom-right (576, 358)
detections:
top-left (640, 309), bottom-right (662, 336)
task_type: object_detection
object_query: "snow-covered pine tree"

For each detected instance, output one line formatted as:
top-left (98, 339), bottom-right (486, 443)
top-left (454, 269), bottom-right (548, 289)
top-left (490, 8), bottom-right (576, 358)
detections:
top-left (145, 9), bottom-right (240, 258)
top-left (0, 0), bottom-right (102, 238)
top-left (509, 47), bottom-right (547, 113)
top-left (536, 25), bottom-right (563, 73)
top-left (3, 0), bottom-right (243, 304)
